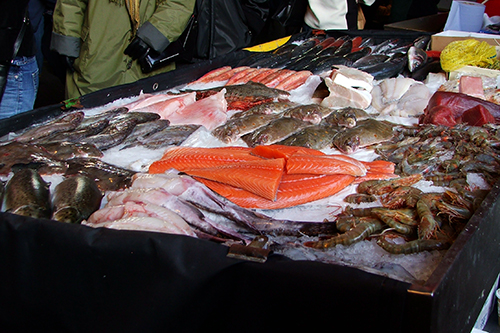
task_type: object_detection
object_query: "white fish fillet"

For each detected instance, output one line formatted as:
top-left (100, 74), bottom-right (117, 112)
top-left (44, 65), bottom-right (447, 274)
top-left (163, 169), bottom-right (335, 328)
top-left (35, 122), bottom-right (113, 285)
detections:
top-left (321, 77), bottom-right (372, 109)
top-left (167, 89), bottom-right (228, 131)
top-left (330, 65), bottom-right (374, 92)
top-left (85, 216), bottom-right (197, 236)
top-left (131, 172), bottom-right (196, 196)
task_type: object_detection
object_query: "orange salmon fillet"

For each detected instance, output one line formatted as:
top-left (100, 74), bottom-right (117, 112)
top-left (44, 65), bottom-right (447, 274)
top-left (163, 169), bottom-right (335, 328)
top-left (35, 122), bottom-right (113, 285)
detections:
top-left (148, 146), bottom-right (262, 174)
top-left (360, 160), bottom-right (396, 174)
top-left (286, 154), bottom-right (367, 176)
top-left (251, 144), bottom-right (325, 160)
top-left (185, 158), bottom-right (285, 201)
top-left (196, 173), bottom-right (355, 209)
top-left (193, 66), bottom-right (232, 83)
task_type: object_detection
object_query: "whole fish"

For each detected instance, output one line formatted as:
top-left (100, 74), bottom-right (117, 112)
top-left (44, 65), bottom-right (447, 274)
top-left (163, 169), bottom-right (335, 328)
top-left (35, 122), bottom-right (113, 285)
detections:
top-left (37, 141), bottom-right (103, 160)
top-left (242, 117), bottom-right (313, 147)
top-left (83, 118), bottom-right (138, 150)
top-left (108, 111), bottom-right (161, 125)
top-left (64, 157), bottom-right (137, 192)
top-left (283, 104), bottom-right (334, 124)
top-left (78, 107), bottom-right (128, 128)
top-left (332, 118), bottom-right (395, 153)
top-left (333, 39), bottom-right (353, 57)
top-left (306, 56), bottom-right (353, 75)
top-left (3, 168), bottom-right (51, 218)
top-left (284, 54), bottom-right (317, 71)
top-left (14, 111), bottom-right (85, 143)
top-left (230, 101), bottom-right (297, 119)
top-left (360, 54), bottom-right (407, 80)
top-left (277, 123), bottom-right (342, 150)
top-left (413, 35), bottom-right (431, 50)
top-left (321, 107), bottom-right (371, 128)
top-left (51, 175), bottom-right (103, 224)
top-left (182, 182), bottom-right (338, 237)
top-left (0, 141), bottom-right (67, 175)
top-left (119, 119), bottom-right (171, 147)
top-left (123, 124), bottom-right (201, 149)
top-left (212, 113), bottom-right (280, 144)
top-left (344, 47), bottom-right (372, 62)
top-left (41, 119), bottom-right (109, 143)
top-left (408, 45), bottom-right (428, 73)
top-left (0, 180), bottom-right (4, 205)
top-left (352, 54), bottom-right (390, 70)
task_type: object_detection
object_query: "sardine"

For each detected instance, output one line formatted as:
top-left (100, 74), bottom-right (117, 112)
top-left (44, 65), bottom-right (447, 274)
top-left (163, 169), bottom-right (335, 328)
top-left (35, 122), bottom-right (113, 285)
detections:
top-left (64, 157), bottom-right (136, 192)
top-left (242, 117), bottom-right (313, 147)
top-left (283, 104), bottom-right (334, 125)
top-left (3, 168), bottom-right (51, 218)
top-left (14, 111), bottom-right (85, 143)
top-left (83, 118), bottom-right (138, 150)
top-left (332, 118), bottom-right (395, 153)
top-left (51, 175), bottom-right (103, 224)
top-left (212, 113), bottom-right (280, 144)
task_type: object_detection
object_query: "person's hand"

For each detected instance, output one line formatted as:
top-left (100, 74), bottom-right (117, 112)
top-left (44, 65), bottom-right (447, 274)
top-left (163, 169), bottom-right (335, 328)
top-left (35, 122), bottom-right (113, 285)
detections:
top-left (124, 37), bottom-right (150, 60)
top-left (64, 56), bottom-right (76, 73)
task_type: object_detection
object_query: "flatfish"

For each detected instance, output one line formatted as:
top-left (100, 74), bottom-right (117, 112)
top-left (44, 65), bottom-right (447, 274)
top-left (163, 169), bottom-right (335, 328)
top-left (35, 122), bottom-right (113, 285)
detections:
top-left (283, 104), bottom-right (334, 125)
top-left (77, 107), bottom-right (128, 127)
top-left (4, 168), bottom-right (52, 218)
top-left (321, 107), bottom-right (372, 128)
top-left (14, 111), bottom-right (85, 143)
top-left (41, 118), bottom-right (110, 143)
top-left (212, 113), bottom-right (280, 144)
top-left (230, 101), bottom-right (297, 119)
top-left (277, 123), bottom-right (342, 150)
top-left (332, 118), bottom-right (395, 153)
top-left (242, 117), bottom-right (312, 147)
top-left (51, 175), bottom-right (103, 224)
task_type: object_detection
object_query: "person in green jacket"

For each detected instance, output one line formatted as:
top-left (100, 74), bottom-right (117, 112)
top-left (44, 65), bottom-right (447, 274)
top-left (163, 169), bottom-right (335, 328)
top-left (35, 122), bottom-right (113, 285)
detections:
top-left (50, 0), bottom-right (196, 99)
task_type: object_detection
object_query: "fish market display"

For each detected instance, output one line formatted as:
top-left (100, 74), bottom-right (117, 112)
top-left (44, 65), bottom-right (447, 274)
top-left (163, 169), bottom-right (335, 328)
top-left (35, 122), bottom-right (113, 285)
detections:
top-left (3, 31), bottom-right (500, 284)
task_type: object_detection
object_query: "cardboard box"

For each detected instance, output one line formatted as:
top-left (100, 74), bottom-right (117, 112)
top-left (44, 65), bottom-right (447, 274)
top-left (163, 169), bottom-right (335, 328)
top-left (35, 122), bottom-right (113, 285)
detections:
top-left (432, 30), bottom-right (500, 51)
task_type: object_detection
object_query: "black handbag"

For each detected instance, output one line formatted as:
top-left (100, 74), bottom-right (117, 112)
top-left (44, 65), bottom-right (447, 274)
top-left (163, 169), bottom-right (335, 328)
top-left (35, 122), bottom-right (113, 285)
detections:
top-left (0, 9), bottom-right (28, 103)
top-left (139, 9), bottom-right (199, 74)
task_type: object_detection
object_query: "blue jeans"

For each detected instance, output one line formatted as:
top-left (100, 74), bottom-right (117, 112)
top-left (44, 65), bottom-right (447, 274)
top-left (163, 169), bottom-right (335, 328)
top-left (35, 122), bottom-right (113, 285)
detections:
top-left (0, 56), bottom-right (39, 120)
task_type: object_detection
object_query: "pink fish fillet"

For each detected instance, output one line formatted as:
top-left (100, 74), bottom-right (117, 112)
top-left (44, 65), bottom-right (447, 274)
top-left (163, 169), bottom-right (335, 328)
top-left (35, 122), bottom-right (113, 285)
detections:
top-left (167, 89), bottom-right (228, 130)
top-left (133, 92), bottom-right (197, 119)
top-left (122, 92), bottom-right (183, 111)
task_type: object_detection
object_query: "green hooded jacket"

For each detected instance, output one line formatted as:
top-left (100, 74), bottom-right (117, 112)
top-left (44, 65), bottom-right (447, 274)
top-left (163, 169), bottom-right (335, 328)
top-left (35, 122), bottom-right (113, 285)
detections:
top-left (51, 0), bottom-right (196, 99)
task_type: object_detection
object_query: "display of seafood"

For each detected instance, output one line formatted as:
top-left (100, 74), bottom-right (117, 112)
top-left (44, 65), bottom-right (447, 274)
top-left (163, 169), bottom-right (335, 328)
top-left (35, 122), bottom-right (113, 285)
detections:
top-left (2, 31), bottom-right (500, 284)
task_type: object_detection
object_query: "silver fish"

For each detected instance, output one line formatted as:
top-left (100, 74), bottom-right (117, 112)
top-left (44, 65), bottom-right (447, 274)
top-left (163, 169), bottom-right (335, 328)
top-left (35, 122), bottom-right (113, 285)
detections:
top-left (408, 45), bottom-right (428, 73)
top-left (14, 111), bottom-right (85, 143)
top-left (242, 117), bottom-right (312, 147)
top-left (4, 168), bottom-right (51, 218)
top-left (332, 119), bottom-right (395, 154)
top-left (51, 175), bottom-right (103, 224)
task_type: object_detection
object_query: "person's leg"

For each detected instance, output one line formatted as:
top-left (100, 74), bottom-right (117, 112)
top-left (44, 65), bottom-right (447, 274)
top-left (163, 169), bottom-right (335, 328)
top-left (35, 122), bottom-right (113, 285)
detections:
top-left (0, 56), bottom-right (39, 119)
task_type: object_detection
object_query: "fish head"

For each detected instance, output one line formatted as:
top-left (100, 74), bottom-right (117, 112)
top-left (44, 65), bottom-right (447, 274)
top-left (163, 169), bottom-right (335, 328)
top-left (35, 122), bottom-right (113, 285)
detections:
top-left (334, 135), bottom-right (360, 154)
top-left (52, 206), bottom-right (83, 224)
